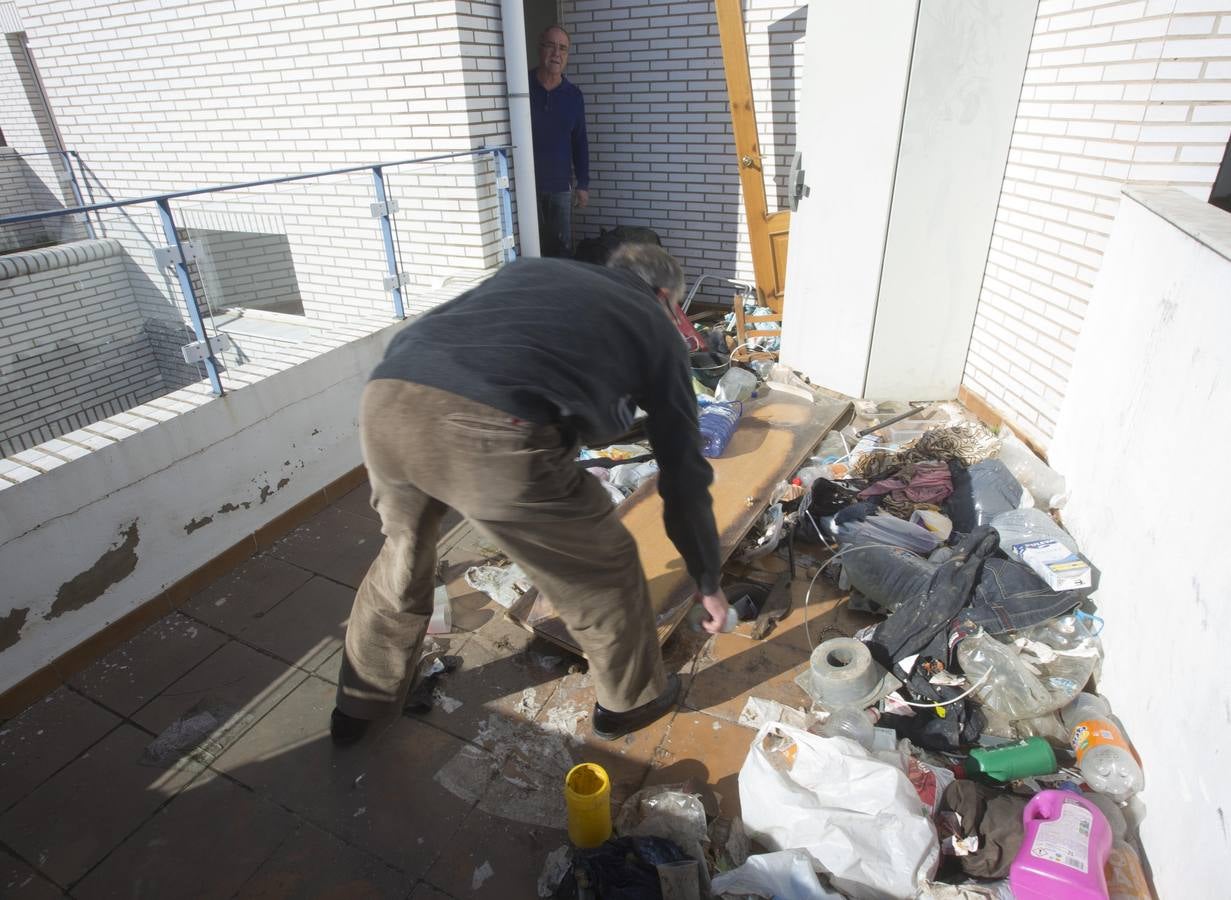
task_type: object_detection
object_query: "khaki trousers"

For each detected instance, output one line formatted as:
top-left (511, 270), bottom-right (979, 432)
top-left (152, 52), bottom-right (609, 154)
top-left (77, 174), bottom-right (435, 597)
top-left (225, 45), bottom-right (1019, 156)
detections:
top-left (336, 380), bottom-right (668, 719)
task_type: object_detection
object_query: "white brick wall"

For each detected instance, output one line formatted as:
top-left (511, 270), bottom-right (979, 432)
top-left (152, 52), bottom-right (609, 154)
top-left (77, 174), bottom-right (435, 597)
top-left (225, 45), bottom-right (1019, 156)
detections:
top-left (561, 0), bottom-right (806, 302)
top-left (8, 0), bottom-right (514, 332)
top-left (0, 33), bottom-right (83, 249)
top-left (0, 239), bottom-right (167, 456)
top-left (963, 0), bottom-right (1231, 447)
top-left (0, 149), bottom-right (51, 252)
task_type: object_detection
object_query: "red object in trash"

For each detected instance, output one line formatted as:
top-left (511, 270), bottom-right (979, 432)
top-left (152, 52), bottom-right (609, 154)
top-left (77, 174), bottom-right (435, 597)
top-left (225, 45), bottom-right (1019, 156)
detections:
top-left (670, 304), bottom-right (704, 352)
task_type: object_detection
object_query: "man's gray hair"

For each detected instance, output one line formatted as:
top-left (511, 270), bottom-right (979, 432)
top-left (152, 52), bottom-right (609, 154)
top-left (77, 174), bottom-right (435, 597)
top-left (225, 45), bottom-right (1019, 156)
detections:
top-left (606, 243), bottom-right (684, 303)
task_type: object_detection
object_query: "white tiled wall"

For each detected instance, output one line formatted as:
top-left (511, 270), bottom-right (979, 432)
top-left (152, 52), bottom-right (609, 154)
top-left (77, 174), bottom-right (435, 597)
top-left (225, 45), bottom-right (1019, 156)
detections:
top-left (963, 0), bottom-right (1231, 447)
top-left (561, 0), bottom-right (806, 302)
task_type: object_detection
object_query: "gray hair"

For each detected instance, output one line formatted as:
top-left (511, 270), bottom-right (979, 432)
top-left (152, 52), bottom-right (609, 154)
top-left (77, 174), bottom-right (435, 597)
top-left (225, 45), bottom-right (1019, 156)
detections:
top-left (606, 243), bottom-right (684, 303)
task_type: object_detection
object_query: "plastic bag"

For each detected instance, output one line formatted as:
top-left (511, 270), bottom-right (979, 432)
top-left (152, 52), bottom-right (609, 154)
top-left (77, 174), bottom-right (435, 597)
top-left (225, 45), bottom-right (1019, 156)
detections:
top-left (990, 508), bottom-right (1079, 555)
top-left (837, 512), bottom-right (942, 555)
top-left (711, 850), bottom-right (844, 899)
top-left (957, 631), bottom-right (1056, 721)
top-left (715, 366), bottom-right (757, 402)
top-left (738, 722), bottom-right (940, 899)
top-left (996, 425), bottom-right (1068, 509)
top-left (967, 615), bottom-right (1102, 729)
top-left (734, 503), bottom-right (785, 562)
top-left (946, 459), bottom-right (1031, 531)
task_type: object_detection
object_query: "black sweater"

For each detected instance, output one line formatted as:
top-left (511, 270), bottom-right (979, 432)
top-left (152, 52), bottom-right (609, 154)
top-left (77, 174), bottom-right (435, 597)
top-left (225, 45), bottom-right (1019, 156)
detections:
top-left (371, 257), bottom-right (722, 595)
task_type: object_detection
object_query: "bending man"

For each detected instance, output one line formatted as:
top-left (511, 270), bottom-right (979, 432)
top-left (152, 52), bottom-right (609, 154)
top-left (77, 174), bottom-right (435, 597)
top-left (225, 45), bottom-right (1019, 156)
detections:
top-left (332, 244), bottom-right (728, 745)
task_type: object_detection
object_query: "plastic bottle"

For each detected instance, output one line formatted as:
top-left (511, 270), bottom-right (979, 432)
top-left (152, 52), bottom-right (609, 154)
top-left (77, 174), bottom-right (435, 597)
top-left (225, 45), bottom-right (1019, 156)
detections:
top-left (1010, 789), bottom-right (1112, 900)
top-left (1061, 694), bottom-right (1144, 802)
top-left (816, 706), bottom-right (876, 751)
top-left (697, 401), bottom-right (742, 458)
top-left (961, 737), bottom-right (1058, 783)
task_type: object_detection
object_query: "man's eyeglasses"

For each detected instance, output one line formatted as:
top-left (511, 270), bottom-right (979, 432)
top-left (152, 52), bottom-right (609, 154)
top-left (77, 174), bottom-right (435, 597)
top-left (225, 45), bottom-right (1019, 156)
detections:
top-left (540, 42), bottom-right (570, 53)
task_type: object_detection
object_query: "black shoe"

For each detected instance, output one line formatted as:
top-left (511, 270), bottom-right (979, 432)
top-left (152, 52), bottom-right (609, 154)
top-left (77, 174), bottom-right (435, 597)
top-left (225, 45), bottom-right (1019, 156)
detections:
top-left (330, 708), bottom-right (370, 746)
top-left (591, 673), bottom-right (681, 741)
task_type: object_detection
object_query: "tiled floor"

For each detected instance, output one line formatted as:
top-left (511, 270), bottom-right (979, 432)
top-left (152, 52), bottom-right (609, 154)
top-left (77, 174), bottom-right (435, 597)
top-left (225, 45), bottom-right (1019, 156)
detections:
top-left (0, 483), bottom-right (872, 899)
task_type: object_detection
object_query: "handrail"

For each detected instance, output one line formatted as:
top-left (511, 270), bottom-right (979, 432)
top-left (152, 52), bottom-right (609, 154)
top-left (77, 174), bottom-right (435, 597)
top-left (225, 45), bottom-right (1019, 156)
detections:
top-left (0, 145), bottom-right (514, 226)
top-left (0, 144), bottom-right (517, 398)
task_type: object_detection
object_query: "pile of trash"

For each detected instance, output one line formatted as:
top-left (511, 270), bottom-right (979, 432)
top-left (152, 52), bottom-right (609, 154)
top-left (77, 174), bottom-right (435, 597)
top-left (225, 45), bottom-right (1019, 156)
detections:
top-left (543, 401), bottom-right (1151, 899)
top-left (716, 403), bottom-right (1149, 898)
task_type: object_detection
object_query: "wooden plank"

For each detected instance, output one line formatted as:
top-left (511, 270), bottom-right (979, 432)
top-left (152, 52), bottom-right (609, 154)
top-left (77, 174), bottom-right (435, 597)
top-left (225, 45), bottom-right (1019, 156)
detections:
top-left (507, 388), bottom-right (852, 657)
top-left (716, 0), bottom-right (788, 311)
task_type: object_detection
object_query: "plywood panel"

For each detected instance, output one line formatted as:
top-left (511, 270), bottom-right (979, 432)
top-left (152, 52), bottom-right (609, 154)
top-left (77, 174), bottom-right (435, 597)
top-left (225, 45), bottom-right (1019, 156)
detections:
top-left (507, 389), bottom-right (851, 657)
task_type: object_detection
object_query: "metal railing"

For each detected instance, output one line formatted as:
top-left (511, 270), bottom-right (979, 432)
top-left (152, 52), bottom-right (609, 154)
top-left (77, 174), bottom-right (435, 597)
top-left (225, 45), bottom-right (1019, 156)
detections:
top-left (0, 146), bottom-right (516, 397)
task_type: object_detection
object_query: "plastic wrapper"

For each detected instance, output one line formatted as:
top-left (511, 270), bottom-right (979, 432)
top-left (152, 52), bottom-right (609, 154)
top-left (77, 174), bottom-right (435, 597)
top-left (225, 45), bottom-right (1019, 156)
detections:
top-left (990, 507), bottom-right (1079, 555)
top-left (958, 615), bottom-right (1102, 722)
top-left (615, 784), bottom-right (710, 895)
top-left (838, 512), bottom-right (942, 555)
top-left (996, 425), bottom-right (1068, 509)
top-left (711, 850), bottom-right (844, 899)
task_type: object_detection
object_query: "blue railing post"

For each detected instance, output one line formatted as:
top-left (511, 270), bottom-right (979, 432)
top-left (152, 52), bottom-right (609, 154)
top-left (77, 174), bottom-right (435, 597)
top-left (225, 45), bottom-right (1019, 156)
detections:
top-left (370, 165), bottom-right (406, 319)
top-left (58, 151), bottom-right (95, 239)
top-left (494, 148), bottom-right (516, 264)
top-left (156, 199), bottom-right (224, 396)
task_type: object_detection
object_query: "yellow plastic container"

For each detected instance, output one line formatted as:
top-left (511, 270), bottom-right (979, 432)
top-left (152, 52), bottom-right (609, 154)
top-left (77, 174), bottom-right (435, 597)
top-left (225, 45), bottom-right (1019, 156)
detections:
top-left (564, 762), bottom-right (612, 848)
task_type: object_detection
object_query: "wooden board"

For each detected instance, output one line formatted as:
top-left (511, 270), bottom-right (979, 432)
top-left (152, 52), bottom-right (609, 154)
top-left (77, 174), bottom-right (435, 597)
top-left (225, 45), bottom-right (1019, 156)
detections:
top-left (717, 0), bottom-right (790, 312)
top-left (506, 388), bottom-right (852, 657)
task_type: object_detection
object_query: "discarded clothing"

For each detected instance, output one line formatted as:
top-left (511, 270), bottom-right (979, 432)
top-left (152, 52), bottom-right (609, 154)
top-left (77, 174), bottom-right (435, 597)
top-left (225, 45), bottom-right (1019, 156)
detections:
top-left (554, 835), bottom-right (691, 900)
top-left (867, 527), bottom-right (1001, 674)
top-left (852, 421), bottom-right (1000, 480)
top-left (858, 460), bottom-right (953, 517)
top-left (937, 781), bottom-right (1030, 879)
top-left (840, 529), bottom-right (1084, 636)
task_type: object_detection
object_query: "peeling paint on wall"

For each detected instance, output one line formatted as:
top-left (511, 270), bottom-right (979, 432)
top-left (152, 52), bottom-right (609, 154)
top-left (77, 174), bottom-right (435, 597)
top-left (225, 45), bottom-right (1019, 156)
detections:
top-left (217, 501), bottom-right (251, 514)
top-left (184, 515), bottom-right (213, 534)
top-left (0, 607), bottom-right (29, 651)
top-left (47, 521), bottom-right (140, 620)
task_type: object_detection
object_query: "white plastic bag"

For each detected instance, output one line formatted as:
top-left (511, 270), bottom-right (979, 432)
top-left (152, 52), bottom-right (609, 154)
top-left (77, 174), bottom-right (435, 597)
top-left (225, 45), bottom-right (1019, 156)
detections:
top-left (738, 722), bottom-right (940, 900)
top-left (711, 849), bottom-right (843, 899)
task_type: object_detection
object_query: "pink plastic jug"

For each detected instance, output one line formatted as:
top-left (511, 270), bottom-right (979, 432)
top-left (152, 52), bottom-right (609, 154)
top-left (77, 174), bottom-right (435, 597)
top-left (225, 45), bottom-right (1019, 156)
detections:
top-left (1010, 789), bottom-right (1112, 900)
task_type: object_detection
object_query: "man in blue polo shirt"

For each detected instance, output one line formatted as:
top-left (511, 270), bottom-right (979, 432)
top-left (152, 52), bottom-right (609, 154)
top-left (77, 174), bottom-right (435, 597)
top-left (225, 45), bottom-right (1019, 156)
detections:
top-left (530, 24), bottom-right (589, 257)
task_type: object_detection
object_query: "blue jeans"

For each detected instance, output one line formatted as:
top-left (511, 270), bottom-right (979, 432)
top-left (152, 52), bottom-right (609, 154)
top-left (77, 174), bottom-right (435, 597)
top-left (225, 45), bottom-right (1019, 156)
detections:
top-left (537, 191), bottom-right (572, 257)
top-left (840, 526), bottom-right (1083, 635)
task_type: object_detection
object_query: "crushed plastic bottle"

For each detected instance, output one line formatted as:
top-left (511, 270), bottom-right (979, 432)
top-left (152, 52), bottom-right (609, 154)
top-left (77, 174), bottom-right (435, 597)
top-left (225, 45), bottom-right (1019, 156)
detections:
top-left (697, 401), bottom-right (742, 458)
top-left (1060, 694), bottom-right (1144, 802)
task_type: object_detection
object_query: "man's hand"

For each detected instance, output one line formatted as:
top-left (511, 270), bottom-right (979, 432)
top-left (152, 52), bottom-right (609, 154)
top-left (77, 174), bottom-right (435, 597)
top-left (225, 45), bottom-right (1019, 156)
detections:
top-left (574, 188), bottom-right (590, 208)
top-left (696, 589), bottom-right (730, 634)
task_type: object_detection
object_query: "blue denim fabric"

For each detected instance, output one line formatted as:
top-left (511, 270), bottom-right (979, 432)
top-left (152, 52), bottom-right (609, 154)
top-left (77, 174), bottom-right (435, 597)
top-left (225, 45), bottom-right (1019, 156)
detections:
top-left (537, 190), bottom-right (573, 256)
top-left (840, 527), bottom-right (1082, 635)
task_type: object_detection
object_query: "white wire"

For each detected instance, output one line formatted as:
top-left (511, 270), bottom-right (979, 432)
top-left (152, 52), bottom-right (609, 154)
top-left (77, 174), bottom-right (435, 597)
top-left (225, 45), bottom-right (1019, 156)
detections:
top-left (799, 539), bottom-right (989, 710)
